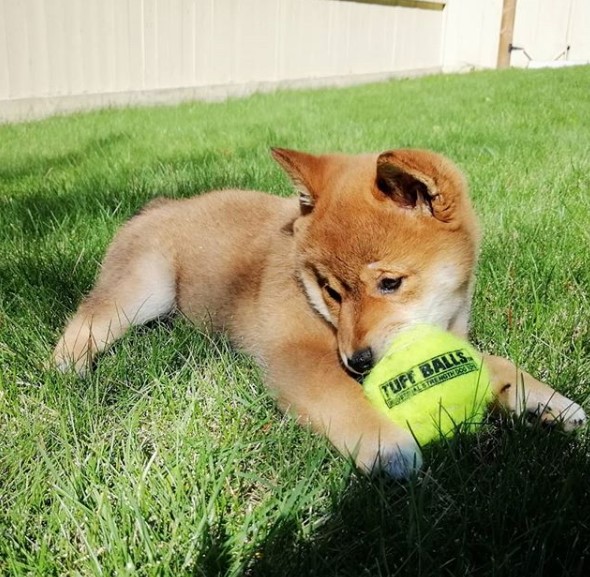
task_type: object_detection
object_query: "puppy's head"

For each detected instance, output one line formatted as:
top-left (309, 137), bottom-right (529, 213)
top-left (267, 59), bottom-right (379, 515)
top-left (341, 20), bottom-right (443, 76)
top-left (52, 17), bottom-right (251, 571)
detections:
top-left (272, 147), bottom-right (481, 375)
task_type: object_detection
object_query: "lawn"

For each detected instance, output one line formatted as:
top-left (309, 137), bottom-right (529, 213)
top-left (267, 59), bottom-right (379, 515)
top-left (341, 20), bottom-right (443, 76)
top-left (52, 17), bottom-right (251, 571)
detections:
top-left (1, 66), bottom-right (590, 576)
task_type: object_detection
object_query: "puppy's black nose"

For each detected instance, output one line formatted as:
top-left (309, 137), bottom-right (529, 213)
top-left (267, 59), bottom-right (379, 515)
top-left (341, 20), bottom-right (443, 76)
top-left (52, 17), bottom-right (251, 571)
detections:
top-left (348, 348), bottom-right (374, 374)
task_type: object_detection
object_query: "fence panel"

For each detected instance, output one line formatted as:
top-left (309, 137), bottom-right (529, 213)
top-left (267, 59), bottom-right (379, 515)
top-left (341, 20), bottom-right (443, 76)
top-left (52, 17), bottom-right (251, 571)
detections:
top-left (0, 0), bottom-right (448, 121)
top-left (512, 0), bottom-right (572, 66)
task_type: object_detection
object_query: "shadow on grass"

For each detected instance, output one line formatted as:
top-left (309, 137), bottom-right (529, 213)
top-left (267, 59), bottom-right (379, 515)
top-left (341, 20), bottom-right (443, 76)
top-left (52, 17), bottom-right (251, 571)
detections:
top-left (247, 424), bottom-right (590, 577)
top-left (0, 132), bottom-right (132, 187)
top-left (0, 248), bottom-right (95, 324)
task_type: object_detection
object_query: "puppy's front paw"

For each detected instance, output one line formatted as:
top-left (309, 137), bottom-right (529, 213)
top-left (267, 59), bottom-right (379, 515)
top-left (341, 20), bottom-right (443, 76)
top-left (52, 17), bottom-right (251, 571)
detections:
top-left (488, 356), bottom-right (588, 433)
top-left (535, 395), bottom-right (587, 432)
top-left (377, 441), bottom-right (424, 480)
top-left (357, 428), bottom-right (423, 480)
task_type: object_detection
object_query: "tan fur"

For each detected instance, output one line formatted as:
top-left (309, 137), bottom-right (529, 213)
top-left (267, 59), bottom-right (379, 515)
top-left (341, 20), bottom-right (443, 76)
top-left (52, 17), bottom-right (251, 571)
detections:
top-left (53, 148), bottom-right (586, 478)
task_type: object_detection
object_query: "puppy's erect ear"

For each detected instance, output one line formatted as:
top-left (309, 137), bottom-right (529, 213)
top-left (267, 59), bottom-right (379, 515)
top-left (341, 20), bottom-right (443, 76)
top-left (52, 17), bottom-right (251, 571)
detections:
top-left (376, 149), bottom-right (462, 223)
top-left (271, 148), bottom-right (324, 214)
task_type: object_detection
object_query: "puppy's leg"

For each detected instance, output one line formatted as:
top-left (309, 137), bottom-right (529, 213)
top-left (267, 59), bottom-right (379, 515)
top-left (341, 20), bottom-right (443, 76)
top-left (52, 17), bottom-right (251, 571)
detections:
top-left (54, 246), bottom-right (176, 375)
top-left (485, 355), bottom-right (587, 431)
top-left (266, 339), bottom-right (423, 479)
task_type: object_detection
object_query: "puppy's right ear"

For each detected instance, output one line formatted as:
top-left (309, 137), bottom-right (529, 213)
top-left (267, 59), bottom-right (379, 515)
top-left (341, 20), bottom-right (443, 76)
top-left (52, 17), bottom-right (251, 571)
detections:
top-left (375, 149), bottom-right (466, 224)
top-left (271, 148), bottom-right (323, 215)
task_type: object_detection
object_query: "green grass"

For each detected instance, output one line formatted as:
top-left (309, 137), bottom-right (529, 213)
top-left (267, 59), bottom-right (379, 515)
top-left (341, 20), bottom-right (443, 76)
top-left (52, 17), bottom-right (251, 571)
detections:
top-left (1, 66), bottom-right (590, 576)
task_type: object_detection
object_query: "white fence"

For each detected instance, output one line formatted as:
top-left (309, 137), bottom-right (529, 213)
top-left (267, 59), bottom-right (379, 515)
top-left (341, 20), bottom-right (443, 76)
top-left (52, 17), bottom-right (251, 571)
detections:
top-left (443, 0), bottom-right (590, 71)
top-left (511, 0), bottom-right (590, 67)
top-left (0, 0), bottom-right (445, 120)
top-left (0, 0), bottom-right (589, 122)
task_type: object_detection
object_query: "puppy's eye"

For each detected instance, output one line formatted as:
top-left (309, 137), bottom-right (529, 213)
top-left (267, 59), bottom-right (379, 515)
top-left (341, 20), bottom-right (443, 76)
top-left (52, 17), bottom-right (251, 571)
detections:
top-left (323, 284), bottom-right (342, 303)
top-left (378, 277), bottom-right (403, 294)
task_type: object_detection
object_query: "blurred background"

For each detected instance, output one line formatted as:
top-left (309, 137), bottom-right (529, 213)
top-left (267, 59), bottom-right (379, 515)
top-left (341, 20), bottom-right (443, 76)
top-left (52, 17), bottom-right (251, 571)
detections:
top-left (1, 0), bottom-right (589, 122)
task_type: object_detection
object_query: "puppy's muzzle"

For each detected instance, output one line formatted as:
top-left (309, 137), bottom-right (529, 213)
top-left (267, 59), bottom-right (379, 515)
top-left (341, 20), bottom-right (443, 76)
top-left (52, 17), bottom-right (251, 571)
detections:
top-left (347, 347), bottom-right (374, 375)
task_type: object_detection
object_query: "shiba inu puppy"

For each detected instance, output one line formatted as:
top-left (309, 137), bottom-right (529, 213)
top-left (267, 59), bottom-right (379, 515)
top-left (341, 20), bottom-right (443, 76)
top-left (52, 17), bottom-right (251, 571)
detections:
top-left (53, 148), bottom-right (587, 478)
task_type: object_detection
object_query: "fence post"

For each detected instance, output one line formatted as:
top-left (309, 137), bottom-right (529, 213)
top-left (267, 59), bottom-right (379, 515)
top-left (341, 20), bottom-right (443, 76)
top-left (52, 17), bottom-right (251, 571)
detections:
top-left (497, 0), bottom-right (517, 68)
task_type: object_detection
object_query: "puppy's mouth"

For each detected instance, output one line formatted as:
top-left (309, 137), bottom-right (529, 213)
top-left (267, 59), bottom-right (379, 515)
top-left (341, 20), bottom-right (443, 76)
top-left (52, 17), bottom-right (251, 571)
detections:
top-left (344, 365), bottom-right (366, 383)
top-left (340, 351), bottom-right (359, 377)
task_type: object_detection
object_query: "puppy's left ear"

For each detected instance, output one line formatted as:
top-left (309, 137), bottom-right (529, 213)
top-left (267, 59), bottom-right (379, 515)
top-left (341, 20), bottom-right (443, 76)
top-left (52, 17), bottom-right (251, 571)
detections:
top-left (271, 147), bottom-right (325, 215)
top-left (376, 149), bottom-right (464, 223)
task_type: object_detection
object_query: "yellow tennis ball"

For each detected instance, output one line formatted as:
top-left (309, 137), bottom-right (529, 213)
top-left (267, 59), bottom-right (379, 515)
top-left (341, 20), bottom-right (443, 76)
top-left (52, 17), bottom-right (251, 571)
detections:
top-left (363, 325), bottom-right (493, 446)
